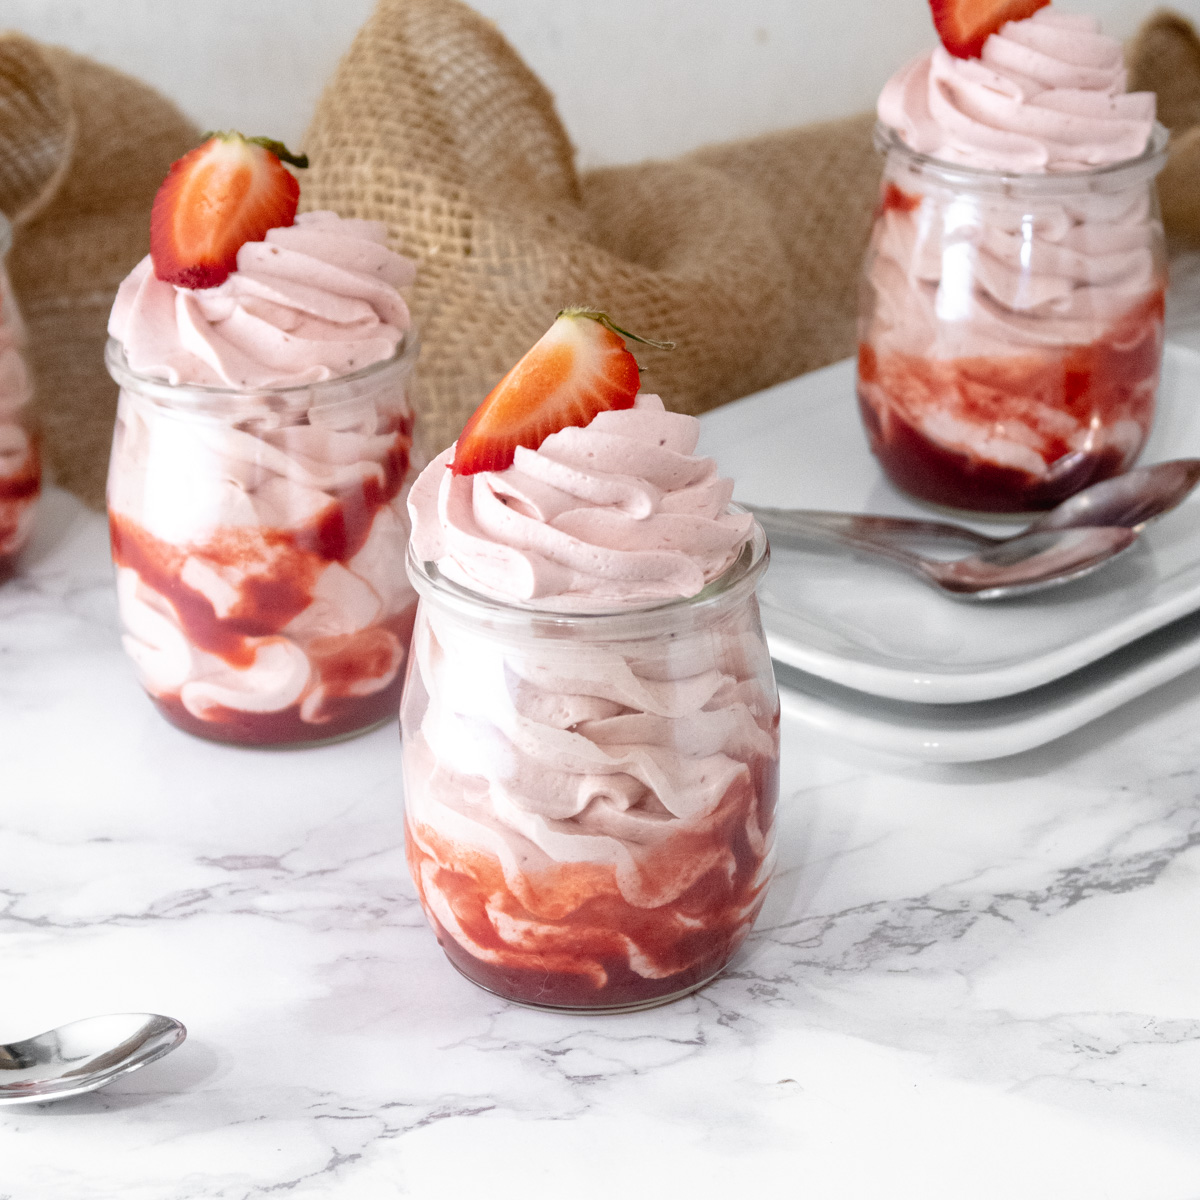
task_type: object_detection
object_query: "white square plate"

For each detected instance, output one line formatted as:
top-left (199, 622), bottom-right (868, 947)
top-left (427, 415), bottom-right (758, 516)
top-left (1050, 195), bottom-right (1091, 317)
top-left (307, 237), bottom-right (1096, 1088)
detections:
top-left (770, 611), bottom-right (1200, 763)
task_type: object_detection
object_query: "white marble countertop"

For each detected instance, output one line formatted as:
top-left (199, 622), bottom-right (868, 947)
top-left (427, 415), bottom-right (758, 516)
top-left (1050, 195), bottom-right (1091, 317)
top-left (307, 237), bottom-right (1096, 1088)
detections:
top-left (6, 435), bottom-right (1200, 1196)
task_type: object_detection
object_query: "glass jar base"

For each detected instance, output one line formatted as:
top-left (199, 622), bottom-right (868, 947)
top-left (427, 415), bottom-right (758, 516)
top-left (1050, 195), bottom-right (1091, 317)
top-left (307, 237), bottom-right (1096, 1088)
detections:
top-left (857, 387), bottom-right (1140, 516)
top-left (442, 954), bottom-right (727, 1014)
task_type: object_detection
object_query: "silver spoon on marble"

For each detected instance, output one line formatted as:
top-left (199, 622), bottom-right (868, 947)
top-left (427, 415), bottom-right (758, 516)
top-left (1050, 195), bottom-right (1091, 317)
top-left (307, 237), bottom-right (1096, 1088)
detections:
top-left (744, 458), bottom-right (1200, 601)
top-left (0, 1013), bottom-right (186, 1105)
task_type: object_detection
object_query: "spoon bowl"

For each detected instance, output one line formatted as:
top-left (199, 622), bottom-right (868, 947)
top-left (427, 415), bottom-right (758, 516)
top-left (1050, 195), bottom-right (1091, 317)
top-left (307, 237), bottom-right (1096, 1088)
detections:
top-left (0, 1013), bottom-right (186, 1105)
top-left (744, 458), bottom-right (1200, 600)
top-left (915, 525), bottom-right (1138, 599)
top-left (1020, 458), bottom-right (1200, 533)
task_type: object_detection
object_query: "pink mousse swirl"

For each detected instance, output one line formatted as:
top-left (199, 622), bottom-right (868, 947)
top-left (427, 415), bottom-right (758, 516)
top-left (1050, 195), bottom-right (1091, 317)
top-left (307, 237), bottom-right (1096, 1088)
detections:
top-left (878, 10), bottom-right (1156, 172)
top-left (408, 394), bottom-right (753, 611)
top-left (108, 211), bottom-right (415, 388)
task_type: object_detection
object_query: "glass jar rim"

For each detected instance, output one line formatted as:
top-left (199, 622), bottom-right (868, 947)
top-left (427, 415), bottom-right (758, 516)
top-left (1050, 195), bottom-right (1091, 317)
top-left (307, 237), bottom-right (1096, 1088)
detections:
top-left (874, 120), bottom-right (1170, 193)
top-left (104, 326), bottom-right (419, 406)
top-left (407, 510), bottom-right (770, 635)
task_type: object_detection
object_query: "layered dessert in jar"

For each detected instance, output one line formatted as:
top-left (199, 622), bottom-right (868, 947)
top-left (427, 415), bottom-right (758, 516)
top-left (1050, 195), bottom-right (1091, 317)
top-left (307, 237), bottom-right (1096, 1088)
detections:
top-left (106, 133), bottom-right (420, 745)
top-left (401, 310), bottom-right (780, 1012)
top-left (858, 0), bottom-right (1168, 513)
top-left (0, 214), bottom-right (39, 581)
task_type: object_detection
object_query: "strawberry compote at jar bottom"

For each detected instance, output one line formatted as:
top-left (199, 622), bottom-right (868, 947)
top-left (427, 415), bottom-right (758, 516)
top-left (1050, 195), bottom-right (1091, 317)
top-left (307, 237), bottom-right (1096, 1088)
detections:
top-left (106, 336), bottom-right (421, 746)
top-left (400, 524), bottom-right (779, 1013)
top-left (858, 123), bottom-right (1169, 515)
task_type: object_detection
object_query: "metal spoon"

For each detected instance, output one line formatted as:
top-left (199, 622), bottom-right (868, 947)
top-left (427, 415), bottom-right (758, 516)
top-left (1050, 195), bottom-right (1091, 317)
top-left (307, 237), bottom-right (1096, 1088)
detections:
top-left (745, 458), bottom-right (1200, 601)
top-left (0, 1013), bottom-right (186, 1105)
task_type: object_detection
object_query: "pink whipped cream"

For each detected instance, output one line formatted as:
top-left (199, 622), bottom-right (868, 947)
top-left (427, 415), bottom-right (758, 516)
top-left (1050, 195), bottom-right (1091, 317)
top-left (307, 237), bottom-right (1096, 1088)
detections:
top-left (869, 184), bottom-right (1160, 360)
top-left (408, 394), bottom-right (754, 611)
top-left (879, 10), bottom-right (1156, 173)
top-left (107, 209), bottom-right (421, 743)
top-left (109, 210), bottom-right (414, 388)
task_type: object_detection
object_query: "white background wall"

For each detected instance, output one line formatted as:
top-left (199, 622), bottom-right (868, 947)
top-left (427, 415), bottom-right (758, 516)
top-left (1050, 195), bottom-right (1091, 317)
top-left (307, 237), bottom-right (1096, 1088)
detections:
top-left (3, 0), bottom-right (1199, 167)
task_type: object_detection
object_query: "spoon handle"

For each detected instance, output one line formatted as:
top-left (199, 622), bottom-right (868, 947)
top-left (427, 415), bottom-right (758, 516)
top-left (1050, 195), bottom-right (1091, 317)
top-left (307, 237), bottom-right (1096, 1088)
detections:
top-left (743, 505), bottom-right (999, 558)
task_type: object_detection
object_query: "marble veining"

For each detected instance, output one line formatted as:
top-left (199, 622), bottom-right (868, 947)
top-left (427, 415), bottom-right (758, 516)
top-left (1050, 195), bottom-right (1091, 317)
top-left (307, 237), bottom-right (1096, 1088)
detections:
top-left (4, 484), bottom-right (1200, 1199)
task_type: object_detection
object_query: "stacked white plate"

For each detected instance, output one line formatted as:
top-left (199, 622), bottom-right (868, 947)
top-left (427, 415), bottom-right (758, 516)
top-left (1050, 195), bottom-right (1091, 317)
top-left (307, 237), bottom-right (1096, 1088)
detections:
top-left (695, 342), bottom-right (1200, 762)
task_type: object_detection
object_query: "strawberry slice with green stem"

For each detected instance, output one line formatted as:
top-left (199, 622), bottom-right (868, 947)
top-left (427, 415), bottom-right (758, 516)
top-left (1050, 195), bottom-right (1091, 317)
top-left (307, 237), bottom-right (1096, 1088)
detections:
top-left (929, 0), bottom-right (1049, 58)
top-left (150, 131), bottom-right (309, 289)
top-left (451, 308), bottom-right (674, 477)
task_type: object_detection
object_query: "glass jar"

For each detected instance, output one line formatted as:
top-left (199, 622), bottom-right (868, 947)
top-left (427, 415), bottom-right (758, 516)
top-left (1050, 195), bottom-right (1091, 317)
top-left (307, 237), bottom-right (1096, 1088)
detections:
top-left (400, 521), bottom-right (780, 1013)
top-left (857, 123), bottom-right (1169, 514)
top-left (105, 334), bottom-right (420, 746)
top-left (0, 213), bottom-right (39, 580)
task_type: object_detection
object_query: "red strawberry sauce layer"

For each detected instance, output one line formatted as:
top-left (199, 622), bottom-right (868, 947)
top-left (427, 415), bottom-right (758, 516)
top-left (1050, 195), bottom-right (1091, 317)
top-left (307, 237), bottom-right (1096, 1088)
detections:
top-left (151, 604), bottom-right (417, 746)
top-left (0, 438), bottom-right (40, 582)
top-left (109, 421), bottom-right (415, 746)
top-left (406, 752), bottom-right (778, 1011)
top-left (857, 290), bottom-right (1165, 513)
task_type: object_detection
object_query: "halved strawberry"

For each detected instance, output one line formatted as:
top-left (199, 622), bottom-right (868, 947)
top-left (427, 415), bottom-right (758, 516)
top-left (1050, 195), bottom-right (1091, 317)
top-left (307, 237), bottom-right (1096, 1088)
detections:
top-left (150, 132), bottom-right (309, 289)
top-left (929, 0), bottom-right (1049, 58)
top-left (451, 309), bottom-right (673, 476)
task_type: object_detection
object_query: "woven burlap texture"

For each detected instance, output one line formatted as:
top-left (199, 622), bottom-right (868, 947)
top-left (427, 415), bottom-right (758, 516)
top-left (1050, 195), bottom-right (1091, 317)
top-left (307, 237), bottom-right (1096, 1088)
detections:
top-left (301, 0), bottom-right (882, 456)
top-left (1129, 9), bottom-right (1200, 248)
top-left (0, 36), bottom-right (199, 508)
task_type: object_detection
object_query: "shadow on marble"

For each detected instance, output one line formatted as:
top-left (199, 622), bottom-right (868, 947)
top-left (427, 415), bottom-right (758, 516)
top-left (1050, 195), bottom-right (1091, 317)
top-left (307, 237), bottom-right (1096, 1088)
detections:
top-left (755, 784), bottom-right (846, 933)
top-left (12, 1037), bottom-right (224, 1116)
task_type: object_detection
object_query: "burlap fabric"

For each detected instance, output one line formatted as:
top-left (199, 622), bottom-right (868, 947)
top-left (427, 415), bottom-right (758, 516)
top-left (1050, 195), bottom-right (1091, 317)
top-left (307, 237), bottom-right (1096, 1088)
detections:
top-left (301, 0), bottom-right (881, 457)
top-left (3, 4), bottom-right (1200, 506)
top-left (1129, 9), bottom-right (1200, 248)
